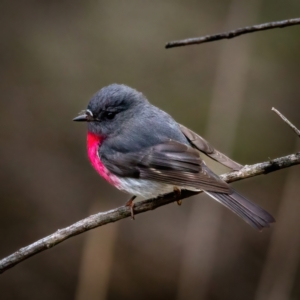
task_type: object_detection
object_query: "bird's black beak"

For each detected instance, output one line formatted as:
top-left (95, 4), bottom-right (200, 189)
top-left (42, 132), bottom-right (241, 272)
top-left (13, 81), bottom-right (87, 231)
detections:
top-left (73, 109), bottom-right (93, 122)
top-left (73, 114), bottom-right (88, 122)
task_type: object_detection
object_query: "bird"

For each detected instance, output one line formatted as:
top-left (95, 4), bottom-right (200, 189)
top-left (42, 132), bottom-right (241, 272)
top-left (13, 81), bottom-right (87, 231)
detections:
top-left (73, 84), bottom-right (275, 230)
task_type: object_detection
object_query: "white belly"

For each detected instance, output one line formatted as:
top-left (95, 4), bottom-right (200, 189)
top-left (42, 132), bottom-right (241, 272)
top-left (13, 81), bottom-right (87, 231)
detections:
top-left (116, 177), bottom-right (200, 199)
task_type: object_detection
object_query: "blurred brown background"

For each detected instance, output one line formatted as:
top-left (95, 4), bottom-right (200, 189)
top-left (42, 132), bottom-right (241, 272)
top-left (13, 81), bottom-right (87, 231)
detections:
top-left (0, 1), bottom-right (300, 300)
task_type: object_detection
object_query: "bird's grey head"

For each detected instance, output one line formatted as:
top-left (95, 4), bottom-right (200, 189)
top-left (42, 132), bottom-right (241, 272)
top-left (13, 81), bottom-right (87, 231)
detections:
top-left (73, 84), bottom-right (148, 137)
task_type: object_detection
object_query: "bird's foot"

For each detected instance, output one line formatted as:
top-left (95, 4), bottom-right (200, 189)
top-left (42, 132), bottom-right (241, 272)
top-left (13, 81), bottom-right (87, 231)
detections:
top-left (125, 195), bottom-right (137, 220)
top-left (173, 187), bottom-right (182, 206)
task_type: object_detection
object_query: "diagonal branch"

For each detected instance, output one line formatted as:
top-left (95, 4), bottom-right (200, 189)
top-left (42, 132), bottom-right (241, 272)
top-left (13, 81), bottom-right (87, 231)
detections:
top-left (165, 17), bottom-right (300, 48)
top-left (0, 152), bottom-right (299, 274)
top-left (272, 107), bottom-right (300, 137)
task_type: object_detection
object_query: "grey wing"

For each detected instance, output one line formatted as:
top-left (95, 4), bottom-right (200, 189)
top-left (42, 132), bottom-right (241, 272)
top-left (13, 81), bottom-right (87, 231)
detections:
top-left (101, 140), bottom-right (230, 194)
top-left (180, 124), bottom-right (243, 171)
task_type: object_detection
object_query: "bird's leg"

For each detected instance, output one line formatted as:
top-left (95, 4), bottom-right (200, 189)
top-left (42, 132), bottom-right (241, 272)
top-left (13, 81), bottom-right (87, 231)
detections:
top-left (125, 195), bottom-right (137, 220)
top-left (173, 187), bottom-right (182, 206)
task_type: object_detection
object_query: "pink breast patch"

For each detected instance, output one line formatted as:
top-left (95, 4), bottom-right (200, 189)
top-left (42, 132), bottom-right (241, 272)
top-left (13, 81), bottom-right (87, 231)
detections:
top-left (87, 132), bottom-right (119, 186)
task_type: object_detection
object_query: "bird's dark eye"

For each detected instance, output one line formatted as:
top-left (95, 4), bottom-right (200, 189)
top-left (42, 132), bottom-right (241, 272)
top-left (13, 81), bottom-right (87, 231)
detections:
top-left (104, 111), bottom-right (116, 120)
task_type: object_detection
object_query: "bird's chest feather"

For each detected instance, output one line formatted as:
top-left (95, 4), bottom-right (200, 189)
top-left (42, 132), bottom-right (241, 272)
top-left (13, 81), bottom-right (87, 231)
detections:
top-left (87, 132), bottom-right (120, 186)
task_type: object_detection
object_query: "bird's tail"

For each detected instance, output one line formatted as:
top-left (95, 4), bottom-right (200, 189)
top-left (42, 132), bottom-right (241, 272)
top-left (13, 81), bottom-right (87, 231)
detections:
top-left (205, 190), bottom-right (275, 230)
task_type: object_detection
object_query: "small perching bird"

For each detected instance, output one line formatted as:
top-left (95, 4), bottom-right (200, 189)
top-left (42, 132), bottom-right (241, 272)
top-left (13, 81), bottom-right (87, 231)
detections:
top-left (73, 84), bottom-right (275, 230)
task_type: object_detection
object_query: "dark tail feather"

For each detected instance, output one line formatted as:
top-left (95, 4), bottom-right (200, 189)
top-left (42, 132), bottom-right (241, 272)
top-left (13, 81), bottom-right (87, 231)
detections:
top-left (205, 190), bottom-right (275, 230)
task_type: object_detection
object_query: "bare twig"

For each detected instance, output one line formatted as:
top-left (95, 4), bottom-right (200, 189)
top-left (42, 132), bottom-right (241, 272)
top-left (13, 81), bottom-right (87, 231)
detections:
top-left (272, 107), bottom-right (300, 137)
top-left (165, 18), bottom-right (300, 48)
top-left (0, 152), bottom-right (299, 274)
top-left (255, 109), bottom-right (299, 299)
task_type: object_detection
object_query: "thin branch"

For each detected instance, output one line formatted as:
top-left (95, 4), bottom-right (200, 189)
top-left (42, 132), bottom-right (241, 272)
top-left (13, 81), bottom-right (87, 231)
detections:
top-left (272, 107), bottom-right (300, 137)
top-left (0, 153), bottom-right (299, 274)
top-left (165, 18), bottom-right (300, 48)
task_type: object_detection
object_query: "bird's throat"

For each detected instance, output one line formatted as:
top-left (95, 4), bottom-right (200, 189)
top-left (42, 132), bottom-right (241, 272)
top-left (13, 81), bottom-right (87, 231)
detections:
top-left (87, 132), bottom-right (119, 186)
